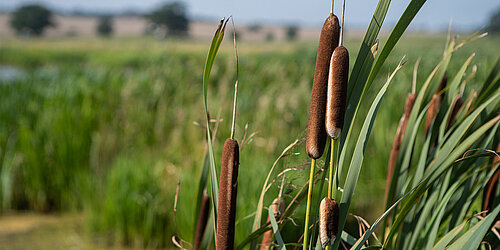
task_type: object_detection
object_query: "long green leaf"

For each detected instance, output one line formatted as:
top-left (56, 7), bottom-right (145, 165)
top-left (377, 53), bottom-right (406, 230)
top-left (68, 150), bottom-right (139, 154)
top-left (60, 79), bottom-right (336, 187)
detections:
top-left (269, 205), bottom-right (286, 250)
top-left (446, 204), bottom-right (500, 250)
top-left (332, 59), bottom-right (405, 249)
top-left (340, 0), bottom-right (390, 176)
top-left (433, 220), bottom-right (467, 250)
top-left (202, 18), bottom-right (229, 237)
top-left (351, 181), bottom-right (416, 250)
top-left (384, 113), bottom-right (500, 248)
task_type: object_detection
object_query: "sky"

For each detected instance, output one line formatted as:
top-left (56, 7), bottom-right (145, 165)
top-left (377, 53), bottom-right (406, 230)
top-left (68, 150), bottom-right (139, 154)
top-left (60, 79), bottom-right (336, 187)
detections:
top-left (1, 0), bottom-right (499, 31)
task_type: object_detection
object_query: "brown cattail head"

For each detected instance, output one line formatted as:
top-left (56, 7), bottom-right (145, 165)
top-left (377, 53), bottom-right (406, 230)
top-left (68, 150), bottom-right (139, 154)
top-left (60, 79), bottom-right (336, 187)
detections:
top-left (385, 93), bottom-right (417, 205)
top-left (385, 116), bottom-right (405, 205)
top-left (425, 72), bottom-right (448, 136)
top-left (306, 15), bottom-right (340, 159)
top-left (482, 143), bottom-right (500, 214)
top-left (437, 72), bottom-right (448, 96)
top-left (260, 198), bottom-right (286, 250)
top-left (194, 191), bottom-right (210, 250)
top-left (400, 93), bottom-right (417, 142)
top-left (445, 95), bottom-right (464, 131)
top-left (319, 197), bottom-right (339, 248)
top-left (326, 46), bottom-right (349, 139)
top-left (404, 93), bottom-right (417, 122)
top-left (216, 138), bottom-right (239, 250)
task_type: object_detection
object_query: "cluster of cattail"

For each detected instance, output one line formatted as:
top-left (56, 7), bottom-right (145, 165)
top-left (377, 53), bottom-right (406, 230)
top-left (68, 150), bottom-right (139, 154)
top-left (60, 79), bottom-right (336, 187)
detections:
top-left (260, 197), bottom-right (286, 250)
top-left (304, 0), bottom-right (349, 248)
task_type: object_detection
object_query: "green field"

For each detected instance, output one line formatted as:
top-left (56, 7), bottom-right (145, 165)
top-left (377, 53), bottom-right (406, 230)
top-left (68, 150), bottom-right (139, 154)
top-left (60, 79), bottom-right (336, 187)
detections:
top-left (0, 33), bottom-right (499, 248)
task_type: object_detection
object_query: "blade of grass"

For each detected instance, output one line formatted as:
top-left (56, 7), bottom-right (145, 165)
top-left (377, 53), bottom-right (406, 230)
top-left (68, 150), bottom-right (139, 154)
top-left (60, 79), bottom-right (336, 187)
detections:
top-left (446, 204), bottom-right (500, 250)
top-left (269, 205), bottom-right (286, 250)
top-left (252, 140), bottom-right (299, 232)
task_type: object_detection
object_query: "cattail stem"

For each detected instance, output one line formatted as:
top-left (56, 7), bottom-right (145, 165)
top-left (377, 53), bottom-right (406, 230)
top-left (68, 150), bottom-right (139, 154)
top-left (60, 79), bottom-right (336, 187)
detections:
top-left (325, 139), bottom-right (339, 250)
top-left (330, 0), bottom-right (334, 17)
top-left (230, 18), bottom-right (239, 140)
top-left (303, 158), bottom-right (316, 250)
top-left (339, 0), bottom-right (346, 46)
top-left (327, 139), bottom-right (340, 199)
top-left (328, 139), bottom-right (335, 199)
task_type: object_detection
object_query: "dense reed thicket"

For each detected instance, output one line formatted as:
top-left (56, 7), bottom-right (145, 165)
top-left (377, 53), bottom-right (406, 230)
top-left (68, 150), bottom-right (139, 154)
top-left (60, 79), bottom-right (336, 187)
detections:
top-left (0, 30), bottom-right (499, 247)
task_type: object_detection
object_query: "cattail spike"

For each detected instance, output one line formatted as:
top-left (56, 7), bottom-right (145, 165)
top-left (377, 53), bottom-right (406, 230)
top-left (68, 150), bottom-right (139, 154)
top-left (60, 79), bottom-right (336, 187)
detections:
top-left (216, 138), bottom-right (239, 250)
top-left (306, 15), bottom-right (340, 159)
top-left (194, 191), bottom-right (210, 250)
top-left (326, 46), bottom-right (349, 139)
top-left (319, 197), bottom-right (339, 248)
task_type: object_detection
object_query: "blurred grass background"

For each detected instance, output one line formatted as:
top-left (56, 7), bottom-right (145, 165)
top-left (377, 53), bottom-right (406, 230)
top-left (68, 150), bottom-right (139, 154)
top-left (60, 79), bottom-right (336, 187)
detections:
top-left (0, 34), bottom-right (499, 248)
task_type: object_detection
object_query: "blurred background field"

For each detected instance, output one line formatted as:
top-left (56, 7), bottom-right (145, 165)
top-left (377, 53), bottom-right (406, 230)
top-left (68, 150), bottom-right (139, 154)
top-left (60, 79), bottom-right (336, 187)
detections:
top-left (1, 1), bottom-right (500, 249)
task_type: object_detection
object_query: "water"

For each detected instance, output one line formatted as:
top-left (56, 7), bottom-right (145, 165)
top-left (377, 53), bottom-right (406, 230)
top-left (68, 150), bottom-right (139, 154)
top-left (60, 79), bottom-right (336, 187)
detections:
top-left (0, 65), bottom-right (26, 82)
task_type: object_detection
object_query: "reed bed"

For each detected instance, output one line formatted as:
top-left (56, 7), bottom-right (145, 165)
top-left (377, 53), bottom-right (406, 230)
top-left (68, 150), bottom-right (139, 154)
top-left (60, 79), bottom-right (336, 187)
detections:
top-left (1, 1), bottom-right (500, 249)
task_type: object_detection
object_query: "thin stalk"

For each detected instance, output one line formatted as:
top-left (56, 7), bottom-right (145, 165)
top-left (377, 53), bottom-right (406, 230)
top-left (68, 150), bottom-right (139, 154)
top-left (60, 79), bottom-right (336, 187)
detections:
top-left (339, 0), bottom-right (346, 46)
top-left (230, 17), bottom-right (239, 140)
top-left (330, 0), bottom-right (334, 17)
top-left (332, 139), bottom-right (340, 200)
top-left (325, 139), bottom-right (339, 250)
top-left (303, 159), bottom-right (316, 250)
top-left (328, 139), bottom-right (335, 198)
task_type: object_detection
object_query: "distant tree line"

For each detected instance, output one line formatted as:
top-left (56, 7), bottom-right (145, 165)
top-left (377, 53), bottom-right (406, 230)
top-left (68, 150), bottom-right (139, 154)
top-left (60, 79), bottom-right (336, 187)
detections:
top-left (9, 2), bottom-right (191, 38)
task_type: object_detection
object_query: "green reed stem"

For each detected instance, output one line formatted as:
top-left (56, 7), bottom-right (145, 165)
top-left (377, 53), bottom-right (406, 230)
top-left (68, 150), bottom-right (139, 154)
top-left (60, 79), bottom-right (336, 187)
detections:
top-left (328, 139), bottom-right (335, 199)
top-left (326, 139), bottom-right (339, 250)
top-left (332, 139), bottom-right (340, 199)
top-left (303, 158), bottom-right (316, 250)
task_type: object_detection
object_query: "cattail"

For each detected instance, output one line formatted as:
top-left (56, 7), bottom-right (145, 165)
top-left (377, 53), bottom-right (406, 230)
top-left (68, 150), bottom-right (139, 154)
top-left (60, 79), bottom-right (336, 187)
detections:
top-left (425, 72), bottom-right (447, 136)
top-left (384, 93), bottom-right (416, 210)
top-left (260, 198), bottom-right (286, 250)
top-left (194, 191), bottom-right (210, 250)
top-left (325, 46), bottom-right (349, 139)
top-left (401, 93), bottom-right (416, 138)
top-left (319, 197), bottom-right (339, 248)
top-left (306, 15), bottom-right (340, 159)
top-left (482, 143), bottom-right (500, 214)
top-left (216, 138), bottom-right (239, 250)
top-left (445, 95), bottom-right (464, 131)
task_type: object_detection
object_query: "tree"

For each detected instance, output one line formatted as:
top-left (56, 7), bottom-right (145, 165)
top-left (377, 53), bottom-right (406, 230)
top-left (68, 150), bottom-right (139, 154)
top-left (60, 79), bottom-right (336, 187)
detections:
top-left (149, 2), bottom-right (189, 37)
top-left (286, 25), bottom-right (298, 41)
top-left (487, 6), bottom-right (500, 34)
top-left (10, 4), bottom-right (54, 36)
top-left (97, 16), bottom-right (113, 37)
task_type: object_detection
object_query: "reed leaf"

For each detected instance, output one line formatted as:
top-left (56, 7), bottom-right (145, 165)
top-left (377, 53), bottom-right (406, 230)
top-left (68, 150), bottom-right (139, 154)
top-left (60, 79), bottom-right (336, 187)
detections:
top-left (332, 58), bottom-right (405, 249)
top-left (269, 205), bottom-right (286, 250)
